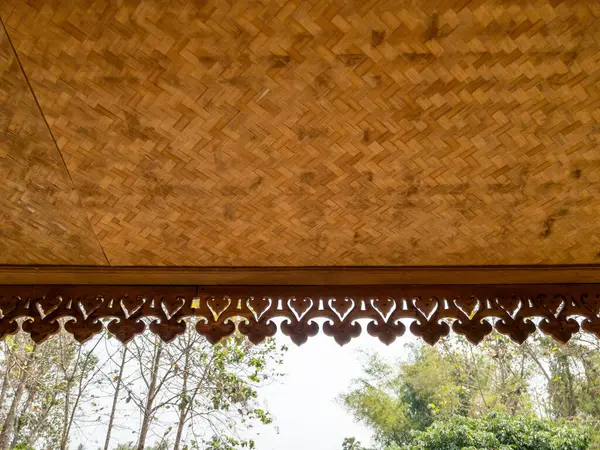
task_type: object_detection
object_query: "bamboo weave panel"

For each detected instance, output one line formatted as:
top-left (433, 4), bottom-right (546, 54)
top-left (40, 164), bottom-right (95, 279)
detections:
top-left (1, 0), bottom-right (600, 266)
top-left (0, 24), bottom-right (107, 264)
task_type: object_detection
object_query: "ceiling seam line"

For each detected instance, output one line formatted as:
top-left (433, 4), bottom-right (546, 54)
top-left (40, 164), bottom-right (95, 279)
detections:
top-left (1, 18), bottom-right (112, 266)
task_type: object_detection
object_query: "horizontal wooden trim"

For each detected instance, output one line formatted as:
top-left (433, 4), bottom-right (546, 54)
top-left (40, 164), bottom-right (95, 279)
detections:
top-left (1, 265), bottom-right (600, 285)
top-left (1, 283), bottom-right (600, 346)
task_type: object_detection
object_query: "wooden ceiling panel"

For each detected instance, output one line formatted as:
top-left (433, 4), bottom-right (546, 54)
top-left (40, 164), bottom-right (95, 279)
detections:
top-left (1, 0), bottom-right (600, 266)
top-left (0, 23), bottom-right (107, 265)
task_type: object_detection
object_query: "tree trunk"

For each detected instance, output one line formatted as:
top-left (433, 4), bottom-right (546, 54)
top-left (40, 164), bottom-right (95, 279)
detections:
top-left (173, 340), bottom-right (190, 450)
top-left (137, 340), bottom-right (163, 450)
top-left (60, 376), bottom-right (73, 449)
top-left (26, 388), bottom-right (59, 448)
top-left (26, 353), bottom-right (61, 447)
top-left (60, 345), bottom-right (83, 450)
top-left (562, 355), bottom-right (577, 417)
top-left (0, 344), bottom-right (36, 450)
top-left (0, 342), bottom-right (13, 414)
top-left (104, 346), bottom-right (127, 450)
top-left (0, 368), bottom-right (9, 415)
top-left (11, 386), bottom-right (35, 449)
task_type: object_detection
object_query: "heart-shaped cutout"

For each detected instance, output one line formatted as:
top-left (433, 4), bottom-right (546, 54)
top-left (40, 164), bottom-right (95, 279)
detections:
top-left (161, 296), bottom-right (185, 319)
top-left (36, 296), bottom-right (62, 319)
top-left (207, 297), bottom-right (232, 320)
top-left (414, 297), bottom-right (438, 320)
top-left (288, 297), bottom-right (313, 321)
top-left (0, 296), bottom-right (19, 317)
top-left (496, 296), bottom-right (521, 318)
top-left (543, 295), bottom-right (565, 317)
top-left (329, 298), bottom-right (355, 321)
top-left (120, 296), bottom-right (145, 319)
top-left (371, 298), bottom-right (396, 322)
top-left (581, 294), bottom-right (600, 314)
top-left (454, 297), bottom-right (479, 319)
top-left (79, 296), bottom-right (104, 320)
top-left (247, 297), bottom-right (271, 321)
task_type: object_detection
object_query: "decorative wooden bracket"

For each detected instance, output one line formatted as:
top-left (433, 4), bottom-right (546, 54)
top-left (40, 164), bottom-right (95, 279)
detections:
top-left (1, 284), bottom-right (600, 346)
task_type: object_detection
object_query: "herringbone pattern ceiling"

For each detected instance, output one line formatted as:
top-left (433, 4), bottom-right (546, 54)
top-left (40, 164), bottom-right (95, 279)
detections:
top-left (0, 22), bottom-right (107, 264)
top-left (1, 0), bottom-right (600, 266)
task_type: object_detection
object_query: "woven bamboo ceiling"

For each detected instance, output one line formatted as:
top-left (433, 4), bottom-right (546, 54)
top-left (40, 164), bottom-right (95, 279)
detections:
top-left (1, 0), bottom-right (599, 267)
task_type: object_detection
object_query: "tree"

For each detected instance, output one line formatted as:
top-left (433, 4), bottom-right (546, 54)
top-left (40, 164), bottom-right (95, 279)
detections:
top-left (12, 338), bottom-right (61, 448)
top-left (342, 437), bottom-right (372, 450)
top-left (340, 333), bottom-right (600, 450)
top-left (0, 339), bottom-right (37, 450)
top-left (104, 345), bottom-right (128, 450)
top-left (0, 341), bottom-right (15, 413)
top-left (170, 334), bottom-right (283, 449)
top-left (538, 337), bottom-right (600, 419)
top-left (144, 442), bottom-right (170, 450)
top-left (57, 332), bottom-right (104, 450)
top-left (0, 323), bottom-right (285, 449)
top-left (0, 331), bottom-right (109, 450)
top-left (341, 336), bottom-right (533, 447)
top-left (102, 322), bottom-right (285, 450)
top-left (398, 414), bottom-right (591, 450)
top-left (133, 337), bottom-right (165, 450)
top-left (2, 335), bottom-right (65, 449)
top-left (114, 443), bottom-right (135, 450)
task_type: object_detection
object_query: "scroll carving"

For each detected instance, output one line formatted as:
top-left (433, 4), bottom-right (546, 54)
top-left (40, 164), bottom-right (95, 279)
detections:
top-left (1, 285), bottom-right (600, 346)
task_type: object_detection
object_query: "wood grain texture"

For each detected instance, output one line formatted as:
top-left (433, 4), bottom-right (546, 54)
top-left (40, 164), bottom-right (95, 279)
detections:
top-left (2, 0), bottom-right (600, 266)
top-left (2, 265), bottom-right (600, 285)
top-left (0, 23), bottom-right (107, 265)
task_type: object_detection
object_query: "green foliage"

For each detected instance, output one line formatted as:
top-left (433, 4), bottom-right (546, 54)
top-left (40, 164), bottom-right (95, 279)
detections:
top-left (113, 443), bottom-right (135, 450)
top-left (342, 437), bottom-right (372, 450)
top-left (0, 328), bottom-right (285, 450)
top-left (197, 334), bottom-right (283, 429)
top-left (537, 337), bottom-right (600, 419)
top-left (1, 333), bottom-right (102, 450)
top-left (341, 337), bottom-right (533, 446)
top-left (398, 414), bottom-right (591, 450)
top-left (121, 329), bottom-right (285, 450)
top-left (145, 441), bottom-right (170, 450)
top-left (13, 444), bottom-right (35, 450)
top-left (341, 333), bottom-right (600, 450)
top-left (202, 435), bottom-right (256, 450)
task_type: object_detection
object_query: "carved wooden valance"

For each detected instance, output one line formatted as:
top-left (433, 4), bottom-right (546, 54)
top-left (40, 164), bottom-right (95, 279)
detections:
top-left (1, 284), bottom-right (600, 346)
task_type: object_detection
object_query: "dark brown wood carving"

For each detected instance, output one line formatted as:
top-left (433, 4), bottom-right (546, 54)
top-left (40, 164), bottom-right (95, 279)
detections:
top-left (1, 285), bottom-right (599, 346)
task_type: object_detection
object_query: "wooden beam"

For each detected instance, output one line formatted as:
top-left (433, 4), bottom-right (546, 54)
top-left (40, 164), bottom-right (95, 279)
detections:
top-left (1, 265), bottom-right (600, 285)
